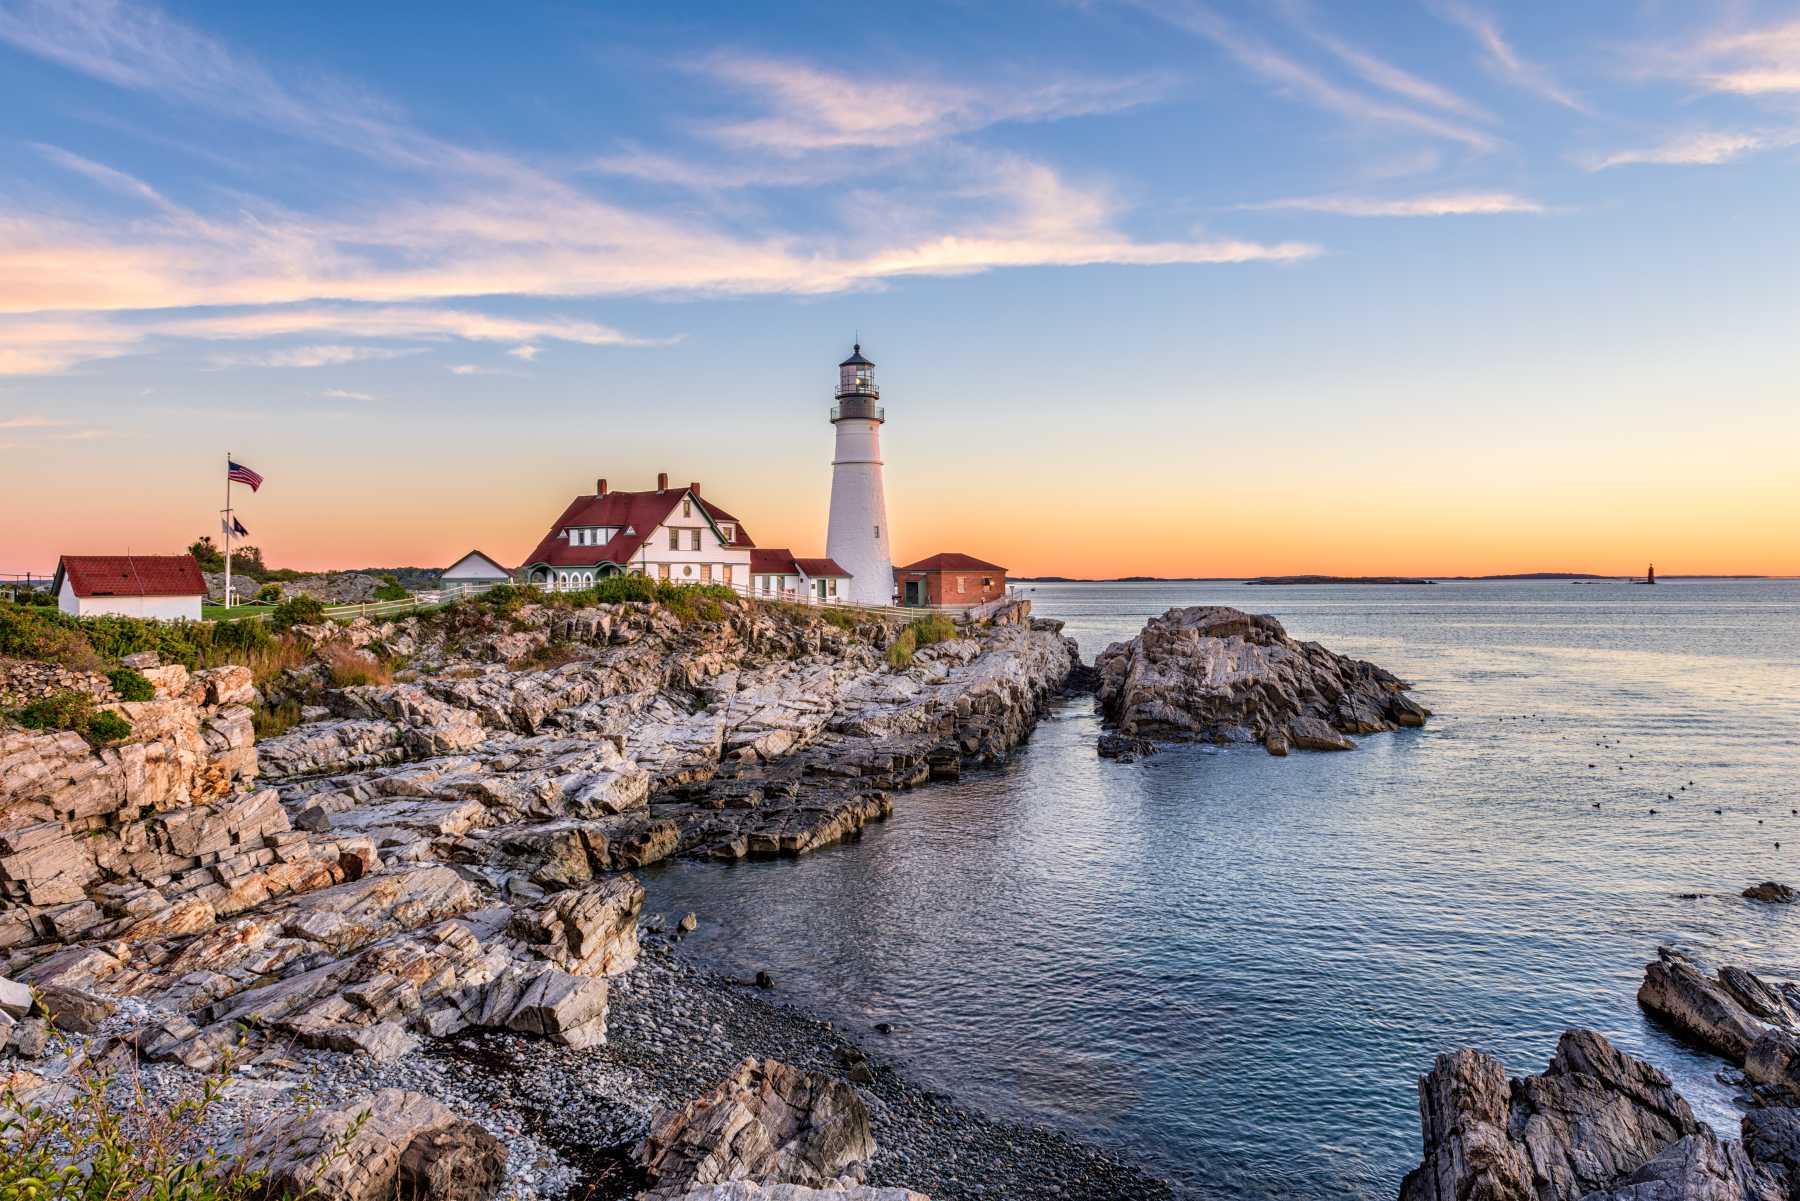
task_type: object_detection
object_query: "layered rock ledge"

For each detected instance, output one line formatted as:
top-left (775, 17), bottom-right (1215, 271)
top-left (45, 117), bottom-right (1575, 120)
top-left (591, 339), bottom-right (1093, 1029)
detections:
top-left (1094, 605), bottom-right (1427, 757)
top-left (1, 592), bottom-right (1082, 1201)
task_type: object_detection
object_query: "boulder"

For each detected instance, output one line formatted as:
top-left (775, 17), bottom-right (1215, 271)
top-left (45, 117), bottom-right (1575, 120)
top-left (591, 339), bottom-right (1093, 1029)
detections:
top-left (0, 976), bottom-right (31, 1019)
top-left (251, 1088), bottom-right (506, 1201)
top-left (1579, 1131), bottom-right (1784, 1201)
top-left (1745, 883), bottom-right (1799, 905)
top-left (1639, 950), bottom-right (1770, 1061)
top-left (34, 983), bottom-right (117, 1033)
top-left (1742, 1109), bottom-right (1800, 1201)
top-left (1094, 606), bottom-right (1423, 756)
top-left (1748, 1031), bottom-right (1800, 1104)
top-left (635, 1058), bottom-right (877, 1197)
top-left (1401, 1029), bottom-right (1705, 1201)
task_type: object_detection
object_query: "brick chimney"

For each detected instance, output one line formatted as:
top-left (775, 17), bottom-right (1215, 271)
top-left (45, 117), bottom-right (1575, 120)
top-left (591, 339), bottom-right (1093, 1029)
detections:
top-left (689, 481), bottom-right (701, 496)
top-left (595, 478), bottom-right (608, 496)
top-left (656, 472), bottom-right (668, 493)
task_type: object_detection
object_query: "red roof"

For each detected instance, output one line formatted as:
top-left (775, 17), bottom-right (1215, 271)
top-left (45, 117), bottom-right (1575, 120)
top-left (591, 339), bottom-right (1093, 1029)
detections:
top-left (521, 484), bottom-right (754, 570)
top-left (54, 554), bottom-right (206, 598)
top-left (896, 552), bottom-right (1006, 574)
top-left (750, 548), bottom-right (851, 578)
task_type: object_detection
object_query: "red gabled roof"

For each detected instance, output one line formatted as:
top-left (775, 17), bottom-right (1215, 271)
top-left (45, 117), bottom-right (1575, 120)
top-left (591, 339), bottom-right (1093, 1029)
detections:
top-left (896, 552), bottom-right (1006, 574)
top-left (54, 554), bottom-right (206, 598)
top-left (750, 548), bottom-right (851, 578)
top-left (521, 485), bottom-right (755, 570)
top-left (750, 547), bottom-right (798, 575)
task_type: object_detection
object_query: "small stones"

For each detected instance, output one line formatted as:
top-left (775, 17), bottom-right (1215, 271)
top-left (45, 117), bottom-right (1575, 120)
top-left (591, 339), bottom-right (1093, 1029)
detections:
top-left (755, 970), bottom-right (775, 990)
top-left (678, 912), bottom-right (698, 933)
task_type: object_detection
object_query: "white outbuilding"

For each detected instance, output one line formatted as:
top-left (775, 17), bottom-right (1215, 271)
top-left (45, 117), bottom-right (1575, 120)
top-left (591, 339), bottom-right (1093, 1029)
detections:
top-left (52, 554), bottom-right (206, 620)
top-left (441, 549), bottom-right (513, 592)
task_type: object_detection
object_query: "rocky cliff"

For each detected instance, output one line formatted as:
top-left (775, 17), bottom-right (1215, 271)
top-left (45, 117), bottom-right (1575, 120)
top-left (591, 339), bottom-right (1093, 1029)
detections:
top-left (0, 592), bottom-right (1076, 1200)
top-left (1094, 605), bottom-right (1428, 757)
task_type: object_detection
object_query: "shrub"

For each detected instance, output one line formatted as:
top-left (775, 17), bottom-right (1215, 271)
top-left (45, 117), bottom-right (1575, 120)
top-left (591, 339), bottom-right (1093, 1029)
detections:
top-left (270, 595), bottom-right (326, 631)
top-left (884, 627), bottom-right (918, 669)
top-left (320, 644), bottom-right (395, 689)
top-left (476, 584), bottom-right (530, 616)
top-left (910, 613), bottom-right (956, 647)
top-left (12, 690), bottom-right (133, 747)
top-left (372, 575), bottom-right (408, 602)
top-left (106, 666), bottom-right (156, 701)
top-left (256, 582), bottom-right (283, 603)
top-left (0, 1030), bottom-right (283, 1201)
top-left (252, 698), bottom-right (303, 739)
top-left (817, 607), bottom-right (860, 631)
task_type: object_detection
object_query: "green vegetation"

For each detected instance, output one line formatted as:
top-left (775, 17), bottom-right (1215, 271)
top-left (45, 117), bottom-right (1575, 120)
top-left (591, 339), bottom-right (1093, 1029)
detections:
top-left (11, 689), bottom-right (134, 747)
top-left (269, 595), bottom-right (327, 631)
top-left (372, 575), bottom-right (408, 602)
top-left (252, 698), bottom-right (303, 739)
top-left (106, 666), bottom-right (155, 701)
top-left (816, 606), bottom-right (860, 631)
top-left (0, 1023), bottom-right (320, 1201)
top-left (884, 612), bottom-right (958, 669)
top-left (256, 582), bottom-right (283, 603)
top-left (202, 601), bottom-right (275, 622)
top-left (320, 643), bottom-right (399, 688)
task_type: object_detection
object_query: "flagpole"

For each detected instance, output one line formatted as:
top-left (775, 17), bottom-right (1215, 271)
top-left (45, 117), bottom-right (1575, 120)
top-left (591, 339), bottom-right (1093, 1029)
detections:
top-left (223, 451), bottom-right (232, 610)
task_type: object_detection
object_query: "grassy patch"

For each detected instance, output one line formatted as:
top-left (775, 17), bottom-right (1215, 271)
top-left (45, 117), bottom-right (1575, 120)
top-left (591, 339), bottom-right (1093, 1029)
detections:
top-left (201, 602), bottom-right (275, 622)
top-left (11, 689), bottom-right (133, 747)
top-left (106, 666), bottom-right (155, 702)
top-left (320, 643), bottom-right (397, 688)
top-left (884, 613), bottom-right (957, 670)
top-left (252, 698), bottom-right (303, 739)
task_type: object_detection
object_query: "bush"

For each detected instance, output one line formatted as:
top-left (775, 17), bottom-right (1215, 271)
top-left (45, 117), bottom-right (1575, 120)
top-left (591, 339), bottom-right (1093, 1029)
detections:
top-left (106, 666), bottom-right (156, 701)
top-left (320, 644), bottom-right (395, 689)
top-left (817, 607), bottom-right (860, 631)
top-left (476, 584), bottom-right (530, 616)
top-left (372, 575), bottom-right (408, 602)
top-left (270, 595), bottom-right (326, 631)
top-left (0, 1031), bottom-right (279, 1201)
top-left (256, 582), bottom-right (283, 603)
top-left (12, 690), bottom-right (134, 747)
top-left (884, 614), bottom-right (958, 670)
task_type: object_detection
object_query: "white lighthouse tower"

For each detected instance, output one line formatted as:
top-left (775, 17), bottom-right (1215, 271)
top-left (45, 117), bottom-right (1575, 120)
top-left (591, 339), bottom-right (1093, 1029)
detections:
top-left (826, 343), bottom-right (894, 606)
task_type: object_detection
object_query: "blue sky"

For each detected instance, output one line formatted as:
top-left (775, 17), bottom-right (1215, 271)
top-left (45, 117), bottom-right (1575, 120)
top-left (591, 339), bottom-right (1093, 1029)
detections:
top-left (1, 1), bottom-right (1797, 574)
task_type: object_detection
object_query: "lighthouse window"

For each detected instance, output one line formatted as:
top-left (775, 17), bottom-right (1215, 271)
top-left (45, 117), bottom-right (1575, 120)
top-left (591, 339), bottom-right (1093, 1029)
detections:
top-left (873, 525), bottom-right (880, 539)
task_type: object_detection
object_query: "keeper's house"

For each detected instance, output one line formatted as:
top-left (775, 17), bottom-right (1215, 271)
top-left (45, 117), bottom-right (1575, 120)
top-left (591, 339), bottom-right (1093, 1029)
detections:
top-left (895, 553), bottom-right (1007, 609)
top-left (441, 549), bottom-right (512, 591)
top-left (520, 474), bottom-right (754, 591)
top-left (52, 554), bottom-right (206, 620)
top-left (749, 548), bottom-right (852, 604)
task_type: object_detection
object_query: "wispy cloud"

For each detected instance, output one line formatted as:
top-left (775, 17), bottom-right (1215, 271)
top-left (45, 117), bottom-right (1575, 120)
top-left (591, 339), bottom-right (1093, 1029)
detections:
top-left (209, 344), bottom-right (418, 369)
top-left (321, 387), bottom-right (373, 401)
top-left (446, 364), bottom-right (482, 376)
top-left (1581, 131), bottom-right (1776, 170)
top-left (0, 415), bottom-right (73, 429)
top-left (1251, 191), bottom-right (1544, 216)
top-left (1275, 0), bottom-right (1493, 123)
top-left (506, 345), bottom-right (539, 361)
top-left (698, 54), bottom-right (1166, 153)
top-left (1130, 0), bottom-right (1496, 149)
top-left (0, 0), bottom-right (1316, 382)
top-left (1433, 1), bottom-right (1586, 112)
top-left (1689, 20), bottom-right (1800, 95)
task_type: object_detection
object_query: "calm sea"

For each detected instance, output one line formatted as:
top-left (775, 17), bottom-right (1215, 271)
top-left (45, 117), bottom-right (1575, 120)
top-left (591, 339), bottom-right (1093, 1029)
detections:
top-left (643, 580), bottom-right (1800, 1199)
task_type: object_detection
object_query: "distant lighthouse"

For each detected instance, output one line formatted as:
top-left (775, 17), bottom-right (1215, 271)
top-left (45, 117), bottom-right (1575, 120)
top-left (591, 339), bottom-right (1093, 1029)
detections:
top-left (826, 343), bottom-right (894, 606)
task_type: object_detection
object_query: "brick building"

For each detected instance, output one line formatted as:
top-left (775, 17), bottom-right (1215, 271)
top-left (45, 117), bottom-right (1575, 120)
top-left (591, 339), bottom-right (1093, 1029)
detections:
top-left (894, 553), bottom-right (1006, 608)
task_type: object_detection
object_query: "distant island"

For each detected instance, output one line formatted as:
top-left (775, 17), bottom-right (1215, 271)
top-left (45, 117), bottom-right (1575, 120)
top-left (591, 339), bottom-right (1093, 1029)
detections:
top-left (1247, 575), bottom-right (1436, 586)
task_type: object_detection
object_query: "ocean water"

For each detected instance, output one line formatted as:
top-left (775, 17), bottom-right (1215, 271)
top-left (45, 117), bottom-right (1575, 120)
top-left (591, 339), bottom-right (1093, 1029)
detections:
top-left (641, 580), bottom-right (1800, 1199)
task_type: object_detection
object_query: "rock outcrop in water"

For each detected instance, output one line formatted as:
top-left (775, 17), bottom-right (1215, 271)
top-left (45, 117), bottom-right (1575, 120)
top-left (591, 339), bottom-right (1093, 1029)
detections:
top-left (1638, 947), bottom-right (1800, 1105)
top-left (1, 592), bottom-right (1070, 1198)
top-left (1401, 1028), bottom-right (1790, 1201)
top-left (1094, 606), bottom-right (1427, 756)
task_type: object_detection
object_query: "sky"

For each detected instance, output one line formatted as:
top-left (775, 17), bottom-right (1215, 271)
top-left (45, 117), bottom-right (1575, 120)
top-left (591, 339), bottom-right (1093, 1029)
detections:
top-left (1, 0), bottom-right (1797, 578)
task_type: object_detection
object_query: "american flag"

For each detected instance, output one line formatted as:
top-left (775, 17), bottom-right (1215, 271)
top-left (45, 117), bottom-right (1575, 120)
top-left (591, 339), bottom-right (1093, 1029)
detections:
top-left (227, 461), bottom-right (263, 491)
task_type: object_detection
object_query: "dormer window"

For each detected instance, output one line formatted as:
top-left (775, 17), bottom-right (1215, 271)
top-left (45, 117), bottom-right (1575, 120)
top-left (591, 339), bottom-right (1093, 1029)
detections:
top-left (719, 523), bottom-right (734, 541)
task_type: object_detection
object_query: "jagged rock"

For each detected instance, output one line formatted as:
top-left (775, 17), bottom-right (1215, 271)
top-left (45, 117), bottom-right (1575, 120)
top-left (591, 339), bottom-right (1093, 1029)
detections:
top-left (251, 1088), bottom-right (506, 1201)
top-left (0, 975), bottom-right (31, 1018)
top-left (1401, 1029), bottom-right (1705, 1201)
top-left (511, 875), bottom-right (644, 977)
top-left (1748, 1032), bottom-right (1800, 1104)
top-left (1745, 883), bottom-right (1799, 905)
top-left (1742, 1109), bottom-right (1800, 1201)
top-left (1097, 733), bottom-right (1156, 761)
top-left (1094, 606), bottom-right (1425, 756)
top-left (635, 1058), bottom-right (877, 1196)
top-left (1580, 1130), bottom-right (1784, 1201)
top-left (1639, 950), bottom-right (1771, 1061)
top-left (33, 983), bottom-right (117, 1033)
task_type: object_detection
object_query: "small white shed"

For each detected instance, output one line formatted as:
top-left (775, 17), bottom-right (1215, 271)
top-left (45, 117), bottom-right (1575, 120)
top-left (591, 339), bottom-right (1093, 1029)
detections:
top-left (52, 554), bottom-right (206, 620)
top-left (442, 549), bottom-right (513, 591)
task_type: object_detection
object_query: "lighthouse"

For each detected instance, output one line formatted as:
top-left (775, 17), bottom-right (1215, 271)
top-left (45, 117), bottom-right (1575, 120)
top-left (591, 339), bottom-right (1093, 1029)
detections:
top-left (826, 343), bottom-right (894, 606)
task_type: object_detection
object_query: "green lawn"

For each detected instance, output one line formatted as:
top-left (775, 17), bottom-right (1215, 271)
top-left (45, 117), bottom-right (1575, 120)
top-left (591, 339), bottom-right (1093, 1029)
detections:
top-left (201, 601), bottom-right (275, 621)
